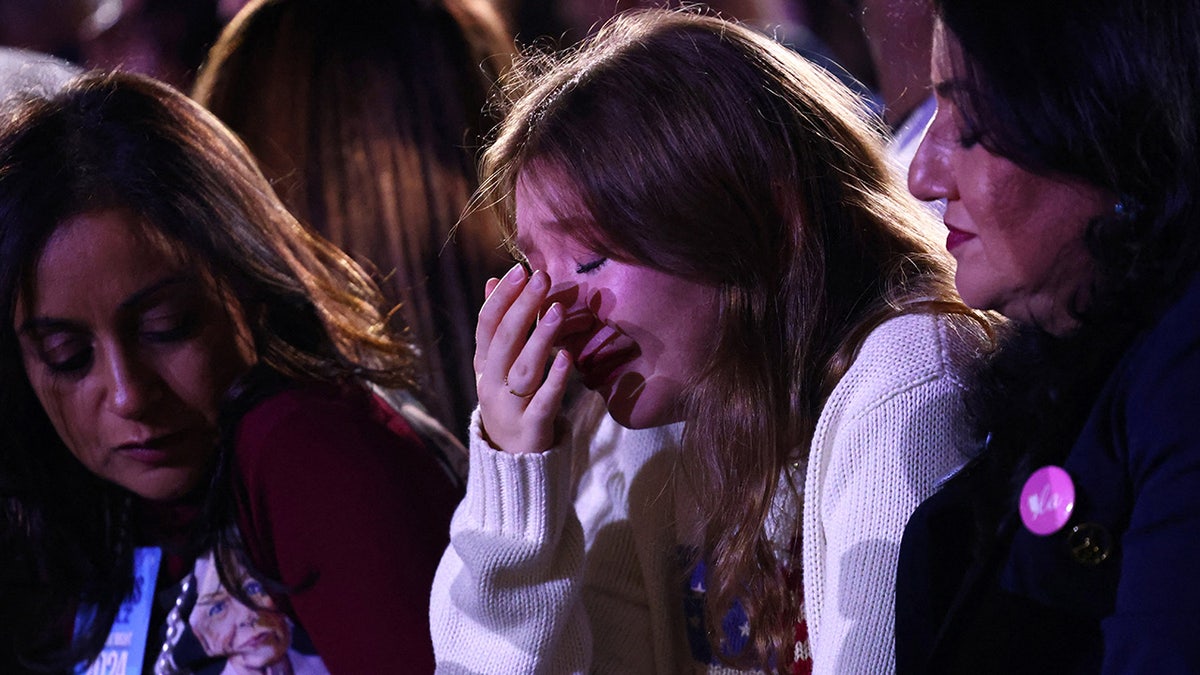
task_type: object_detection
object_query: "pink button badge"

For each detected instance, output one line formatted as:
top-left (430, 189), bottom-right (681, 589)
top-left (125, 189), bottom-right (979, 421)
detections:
top-left (1019, 465), bottom-right (1076, 536)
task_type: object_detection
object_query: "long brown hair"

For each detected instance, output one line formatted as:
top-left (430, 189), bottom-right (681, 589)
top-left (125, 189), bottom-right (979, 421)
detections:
top-left (478, 9), bottom-right (982, 667)
top-left (194, 0), bottom-right (515, 432)
top-left (0, 70), bottom-right (416, 669)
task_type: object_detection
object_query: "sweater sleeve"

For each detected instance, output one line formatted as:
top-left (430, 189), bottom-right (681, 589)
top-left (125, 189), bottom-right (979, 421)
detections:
top-left (803, 315), bottom-right (974, 675)
top-left (235, 386), bottom-right (462, 674)
top-left (430, 410), bottom-right (592, 674)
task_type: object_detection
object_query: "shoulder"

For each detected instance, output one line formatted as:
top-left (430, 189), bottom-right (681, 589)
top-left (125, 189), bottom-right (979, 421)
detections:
top-left (1118, 274), bottom-right (1200, 467)
top-left (233, 381), bottom-right (429, 476)
top-left (237, 380), bottom-right (411, 438)
top-left (833, 312), bottom-right (988, 415)
top-left (1124, 274), bottom-right (1200, 399)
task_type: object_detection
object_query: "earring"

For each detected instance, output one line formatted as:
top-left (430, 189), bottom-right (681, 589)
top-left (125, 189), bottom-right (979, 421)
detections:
top-left (1114, 194), bottom-right (1144, 220)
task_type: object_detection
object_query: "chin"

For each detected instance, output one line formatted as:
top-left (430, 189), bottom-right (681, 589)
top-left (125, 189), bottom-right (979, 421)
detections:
top-left (953, 276), bottom-right (993, 313)
top-left (127, 473), bottom-right (202, 503)
top-left (602, 374), bottom-right (682, 430)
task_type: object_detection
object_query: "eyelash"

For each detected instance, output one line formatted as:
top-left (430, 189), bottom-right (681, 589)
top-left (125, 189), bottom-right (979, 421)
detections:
top-left (45, 348), bottom-right (92, 375)
top-left (141, 313), bottom-right (198, 344)
top-left (575, 257), bottom-right (607, 274)
top-left (958, 131), bottom-right (982, 149)
top-left (39, 313), bottom-right (199, 376)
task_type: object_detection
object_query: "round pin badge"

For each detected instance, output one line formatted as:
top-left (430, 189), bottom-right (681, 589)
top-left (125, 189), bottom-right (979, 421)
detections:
top-left (1019, 465), bottom-right (1075, 536)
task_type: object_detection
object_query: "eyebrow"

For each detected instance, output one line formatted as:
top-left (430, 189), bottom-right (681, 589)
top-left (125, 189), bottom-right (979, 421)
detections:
top-left (118, 275), bottom-right (194, 312)
top-left (17, 275), bottom-right (195, 336)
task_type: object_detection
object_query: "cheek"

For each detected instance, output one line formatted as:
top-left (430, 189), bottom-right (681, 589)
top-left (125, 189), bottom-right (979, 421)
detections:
top-left (26, 372), bottom-right (93, 460)
top-left (993, 184), bottom-right (1097, 269)
top-left (959, 158), bottom-right (1019, 225)
top-left (181, 330), bottom-right (254, 412)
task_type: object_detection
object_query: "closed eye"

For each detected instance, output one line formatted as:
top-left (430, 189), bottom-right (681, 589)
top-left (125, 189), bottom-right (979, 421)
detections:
top-left (45, 347), bottom-right (93, 375)
top-left (35, 332), bottom-right (93, 376)
top-left (958, 130), bottom-right (982, 149)
top-left (140, 311), bottom-right (199, 344)
top-left (575, 257), bottom-right (607, 274)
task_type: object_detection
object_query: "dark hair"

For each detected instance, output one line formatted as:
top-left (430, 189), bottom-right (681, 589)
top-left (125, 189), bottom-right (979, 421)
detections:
top-left (0, 71), bottom-right (415, 669)
top-left (193, 0), bottom-right (516, 434)
top-left (479, 9), bottom-right (984, 667)
top-left (934, 0), bottom-right (1200, 528)
top-left (936, 0), bottom-right (1200, 324)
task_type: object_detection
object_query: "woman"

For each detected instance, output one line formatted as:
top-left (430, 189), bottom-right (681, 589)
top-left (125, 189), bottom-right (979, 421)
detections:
top-left (193, 0), bottom-right (515, 437)
top-left (187, 552), bottom-right (325, 675)
top-left (0, 71), bottom-right (463, 673)
top-left (897, 0), bottom-right (1200, 671)
top-left (431, 10), bottom-right (990, 673)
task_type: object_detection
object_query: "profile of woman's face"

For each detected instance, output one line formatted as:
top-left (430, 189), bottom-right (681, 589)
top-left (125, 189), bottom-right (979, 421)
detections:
top-left (513, 170), bottom-right (721, 429)
top-left (189, 554), bottom-right (292, 672)
top-left (14, 208), bottom-right (255, 501)
top-left (908, 25), bottom-right (1112, 333)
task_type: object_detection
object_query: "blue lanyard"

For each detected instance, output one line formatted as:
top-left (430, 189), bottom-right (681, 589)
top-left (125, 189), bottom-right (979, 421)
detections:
top-left (74, 547), bottom-right (163, 675)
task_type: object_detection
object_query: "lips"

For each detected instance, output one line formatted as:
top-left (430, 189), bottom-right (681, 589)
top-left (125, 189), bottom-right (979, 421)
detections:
top-left (945, 224), bottom-right (976, 252)
top-left (115, 430), bottom-right (192, 466)
top-left (237, 629), bottom-right (277, 651)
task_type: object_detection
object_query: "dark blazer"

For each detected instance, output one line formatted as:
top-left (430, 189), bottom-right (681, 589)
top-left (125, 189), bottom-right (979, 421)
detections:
top-left (895, 273), bottom-right (1200, 674)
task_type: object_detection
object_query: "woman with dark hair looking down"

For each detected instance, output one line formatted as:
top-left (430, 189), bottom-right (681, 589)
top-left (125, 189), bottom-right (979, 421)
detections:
top-left (0, 71), bottom-right (462, 674)
top-left (897, 0), bottom-right (1200, 671)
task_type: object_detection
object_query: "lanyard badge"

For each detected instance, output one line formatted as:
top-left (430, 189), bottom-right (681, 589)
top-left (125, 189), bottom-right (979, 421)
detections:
top-left (74, 546), bottom-right (163, 675)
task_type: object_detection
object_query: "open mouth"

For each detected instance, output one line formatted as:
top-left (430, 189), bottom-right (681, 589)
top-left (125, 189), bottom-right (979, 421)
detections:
top-left (576, 348), bottom-right (637, 390)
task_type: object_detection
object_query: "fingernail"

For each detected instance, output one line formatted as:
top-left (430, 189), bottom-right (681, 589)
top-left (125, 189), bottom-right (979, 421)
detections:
top-left (506, 263), bottom-right (526, 284)
top-left (554, 350), bottom-right (570, 369)
top-left (544, 302), bottom-right (562, 323)
top-left (529, 270), bottom-right (548, 290)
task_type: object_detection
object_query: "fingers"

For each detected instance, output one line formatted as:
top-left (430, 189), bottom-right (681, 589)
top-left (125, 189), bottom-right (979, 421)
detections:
top-left (472, 265), bottom-right (573, 455)
top-left (475, 263), bottom-right (527, 375)
top-left (526, 349), bottom-right (572, 423)
top-left (479, 269), bottom-right (550, 387)
top-left (487, 348), bottom-right (573, 456)
top-left (504, 301), bottom-right (563, 396)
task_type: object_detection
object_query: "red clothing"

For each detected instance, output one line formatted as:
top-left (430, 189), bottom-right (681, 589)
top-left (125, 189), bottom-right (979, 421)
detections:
top-left (233, 382), bottom-right (463, 673)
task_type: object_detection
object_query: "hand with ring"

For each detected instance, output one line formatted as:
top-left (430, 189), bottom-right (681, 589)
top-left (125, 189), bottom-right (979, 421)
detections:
top-left (474, 263), bottom-right (572, 454)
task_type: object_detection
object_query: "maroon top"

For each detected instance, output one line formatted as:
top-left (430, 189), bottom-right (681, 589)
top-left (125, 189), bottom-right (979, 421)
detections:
top-left (233, 382), bottom-right (462, 673)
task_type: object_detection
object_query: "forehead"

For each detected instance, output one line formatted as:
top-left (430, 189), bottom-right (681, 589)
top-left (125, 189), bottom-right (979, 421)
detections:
top-left (513, 168), bottom-right (597, 256)
top-left (20, 209), bottom-right (191, 315)
top-left (39, 206), bottom-right (184, 264)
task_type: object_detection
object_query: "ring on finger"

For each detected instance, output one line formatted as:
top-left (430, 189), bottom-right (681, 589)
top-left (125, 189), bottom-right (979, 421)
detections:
top-left (504, 375), bottom-right (536, 398)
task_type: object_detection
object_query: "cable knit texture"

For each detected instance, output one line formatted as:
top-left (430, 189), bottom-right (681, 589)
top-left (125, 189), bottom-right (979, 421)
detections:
top-left (803, 312), bottom-right (983, 674)
top-left (431, 408), bottom-right (689, 673)
top-left (432, 312), bottom-right (985, 674)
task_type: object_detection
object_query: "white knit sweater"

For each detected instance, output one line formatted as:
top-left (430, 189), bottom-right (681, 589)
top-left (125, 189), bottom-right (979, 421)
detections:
top-left (802, 312), bottom-right (980, 674)
top-left (431, 404), bottom-right (690, 674)
top-left (431, 312), bottom-right (983, 674)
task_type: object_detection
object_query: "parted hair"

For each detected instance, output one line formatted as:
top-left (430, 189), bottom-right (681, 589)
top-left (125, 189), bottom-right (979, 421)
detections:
top-left (477, 9), bottom-right (982, 667)
top-left (0, 71), bottom-right (414, 670)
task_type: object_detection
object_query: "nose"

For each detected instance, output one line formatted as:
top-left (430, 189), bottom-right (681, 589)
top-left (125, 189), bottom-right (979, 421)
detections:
top-left (907, 113), bottom-right (957, 204)
top-left (234, 604), bottom-right (260, 628)
top-left (102, 344), bottom-right (163, 419)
